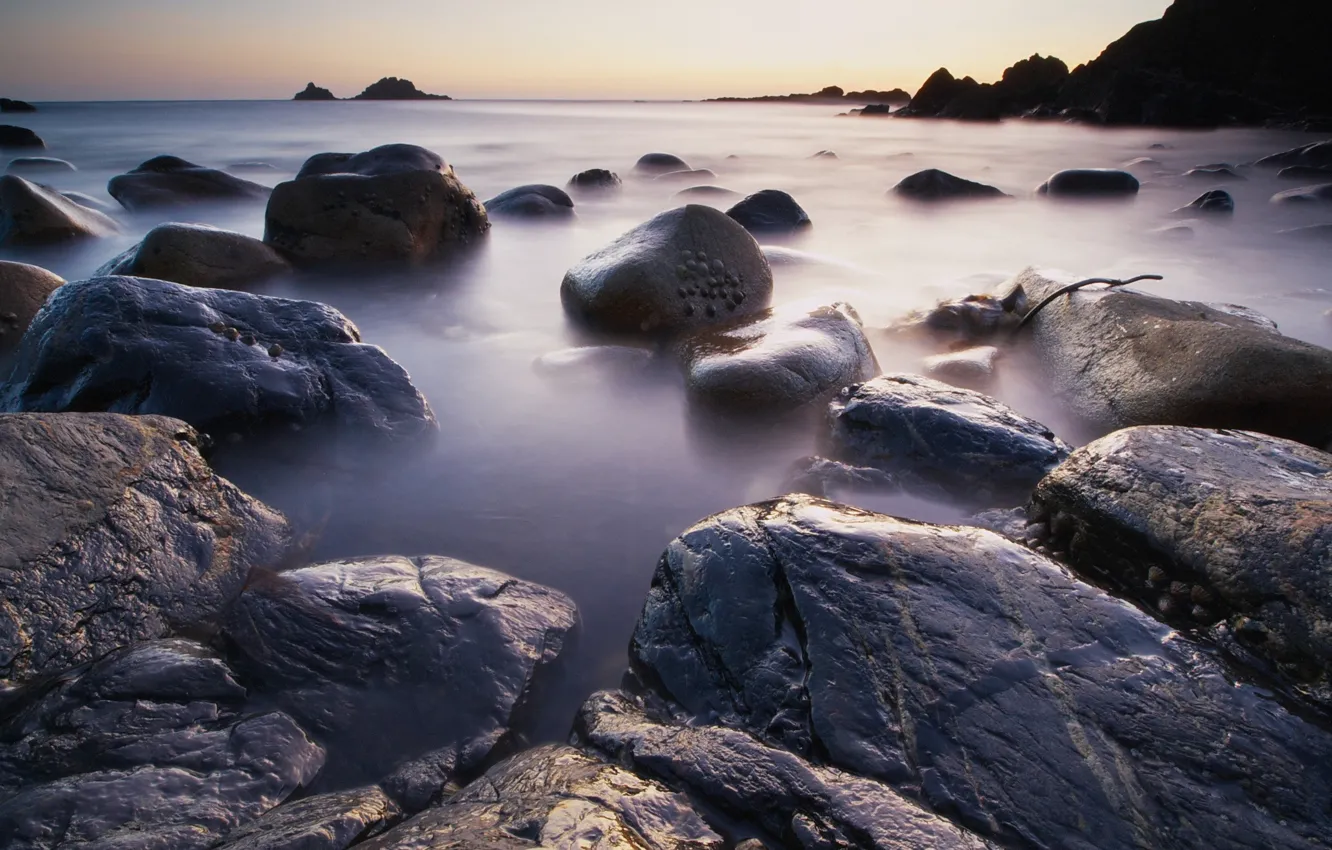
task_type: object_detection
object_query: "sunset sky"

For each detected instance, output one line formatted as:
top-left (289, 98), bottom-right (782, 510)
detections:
top-left (3, 0), bottom-right (1171, 101)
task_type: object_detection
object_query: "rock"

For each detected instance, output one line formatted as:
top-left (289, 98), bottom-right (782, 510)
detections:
top-left (293, 82), bottom-right (337, 101)
top-left (483, 183), bottom-right (574, 219)
top-left (1271, 183), bottom-right (1332, 205)
top-left (680, 302), bottom-right (877, 414)
top-left (782, 455), bottom-right (898, 500)
top-left (1278, 165), bottom-right (1332, 180)
top-left (628, 494), bottom-right (1332, 849)
top-left (0, 277), bottom-right (437, 453)
top-left (0, 175), bottom-right (119, 246)
top-left (59, 190), bottom-right (117, 214)
top-left (108, 155), bottom-right (270, 210)
top-left (566, 168), bottom-right (621, 194)
top-left (1151, 222), bottom-right (1196, 240)
top-left (1122, 156), bottom-right (1163, 169)
top-left (94, 222), bottom-right (292, 289)
top-left (533, 345), bottom-right (655, 381)
top-left (674, 185), bottom-right (741, 203)
top-left (5, 157), bottom-right (75, 174)
top-left (1007, 268), bottom-right (1332, 446)
top-left (890, 169), bottom-right (1008, 201)
top-left (1279, 223), bottom-right (1332, 241)
top-left (0, 639), bottom-right (324, 850)
top-left (810, 149), bottom-right (838, 159)
top-left (1033, 425), bottom-right (1332, 707)
top-left (824, 374), bottom-right (1068, 506)
top-left (0, 125), bottom-right (43, 149)
top-left (0, 413), bottom-right (290, 685)
top-left (265, 144), bottom-right (488, 266)
top-left (212, 787), bottom-right (399, 850)
top-left (356, 745), bottom-right (722, 849)
top-left (0, 261), bottom-right (63, 356)
top-left (896, 68), bottom-right (977, 117)
top-left (228, 161), bottom-right (282, 173)
top-left (0, 99), bottom-right (37, 113)
top-left (725, 189), bottom-right (811, 235)
top-left (224, 555), bottom-right (577, 807)
top-left (859, 103), bottom-right (893, 115)
top-left (1184, 164), bottom-right (1245, 180)
top-left (1036, 168), bottom-right (1139, 197)
top-left (1175, 188), bottom-right (1234, 214)
top-left (921, 344), bottom-right (999, 388)
top-left (560, 204), bottom-right (773, 336)
top-left (889, 289), bottom-right (1026, 345)
top-left (634, 152), bottom-right (690, 174)
top-left (996, 53), bottom-right (1070, 111)
top-left (655, 168), bottom-right (717, 184)
top-left (351, 77), bottom-right (450, 100)
top-left (1255, 140), bottom-right (1332, 170)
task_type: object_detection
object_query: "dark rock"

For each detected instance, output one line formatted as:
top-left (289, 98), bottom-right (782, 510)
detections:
top-left (483, 183), bottom-right (574, 219)
top-left (351, 77), bottom-right (450, 100)
top-left (0, 639), bottom-right (324, 850)
top-left (1175, 188), bottom-right (1234, 214)
top-left (1122, 156), bottom-right (1163, 169)
top-left (1256, 140), bottom-right (1332, 169)
top-left (59, 190), bottom-right (117, 214)
top-left (634, 152), bottom-right (690, 174)
top-left (628, 494), bottom-right (1332, 849)
top-left (293, 82), bottom-right (337, 101)
top-left (0, 125), bottom-right (43, 149)
top-left (0, 277), bottom-right (438, 452)
top-left (859, 103), bottom-right (894, 116)
top-left (674, 185), bottom-right (741, 203)
top-left (224, 555), bottom-right (577, 807)
top-left (0, 175), bottom-right (119, 246)
top-left (0, 261), bottom-right (63, 356)
top-left (782, 455), bottom-right (897, 500)
top-left (921, 344), bottom-right (999, 389)
top-left (1037, 168), bottom-right (1140, 197)
top-left (228, 161), bottom-right (282, 173)
top-left (0, 99), bottom-right (37, 113)
top-left (655, 168), bottom-right (717, 184)
top-left (566, 167), bottom-right (621, 194)
top-left (1183, 164), bottom-right (1245, 180)
top-left (809, 149), bottom-right (838, 159)
top-left (1271, 182), bottom-right (1332, 205)
top-left (897, 68), bottom-right (978, 117)
top-left (889, 289), bottom-right (1026, 345)
top-left (0, 413), bottom-right (290, 685)
top-left (1278, 165), bottom-right (1332, 180)
top-left (213, 787), bottom-right (399, 850)
top-left (356, 745), bottom-right (723, 849)
top-left (561, 204), bottom-right (772, 336)
top-left (266, 144), bottom-right (488, 266)
top-left (725, 189), bottom-right (811, 234)
top-left (890, 169), bottom-right (1008, 201)
top-left (108, 155), bottom-right (270, 210)
top-left (680, 302), bottom-right (877, 414)
top-left (95, 222), bottom-right (292, 289)
top-left (825, 374), bottom-right (1069, 506)
top-left (1006, 268), bottom-right (1332, 446)
top-left (997, 53), bottom-right (1070, 111)
top-left (5, 157), bottom-right (75, 174)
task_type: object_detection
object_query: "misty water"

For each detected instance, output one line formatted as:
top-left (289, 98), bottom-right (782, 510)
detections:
top-left (5, 99), bottom-right (1332, 741)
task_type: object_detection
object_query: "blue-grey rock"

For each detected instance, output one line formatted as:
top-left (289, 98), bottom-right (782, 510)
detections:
top-left (1271, 182), bottom-right (1332, 205)
top-left (108, 155), bottom-right (270, 210)
top-left (5, 157), bottom-right (75, 174)
top-left (212, 787), bottom-right (399, 850)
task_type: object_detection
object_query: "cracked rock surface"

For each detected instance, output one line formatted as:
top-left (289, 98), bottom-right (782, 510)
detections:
top-left (211, 786), bottom-right (399, 850)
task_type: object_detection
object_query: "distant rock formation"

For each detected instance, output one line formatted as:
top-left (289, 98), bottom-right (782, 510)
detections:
top-left (0, 98), bottom-right (36, 113)
top-left (894, 56), bottom-right (1068, 121)
top-left (352, 77), bottom-right (451, 101)
top-left (707, 85), bottom-right (909, 105)
top-left (293, 82), bottom-right (336, 101)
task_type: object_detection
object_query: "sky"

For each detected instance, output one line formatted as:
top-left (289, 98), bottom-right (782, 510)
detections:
top-left (1, 0), bottom-right (1172, 101)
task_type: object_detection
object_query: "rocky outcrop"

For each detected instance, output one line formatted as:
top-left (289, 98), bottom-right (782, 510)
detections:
top-left (264, 144), bottom-right (488, 266)
top-left (351, 77), bottom-right (450, 100)
top-left (1175, 188), bottom-right (1234, 214)
top-left (566, 167), bottom-right (621, 194)
top-left (483, 183), bottom-right (574, 219)
top-left (655, 168), bottom-right (717, 185)
top-left (707, 85), bottom-right (910, 105)
top-left (1255, 140), bottom-right (1332, 169)
top-left (0, 99), bottom-right (37, 113)
top-left (1278, 165), bottom-right (1332, 180)
top-left (0, 639), bottom-right (324, 850)
top-left (5, 157), bottom-right (75, 173)
top-left (634, 152), bottom-right (690, 174)
top-left (560, 204), bottom-right (773, 336)
top-left (108, 155), bottom-right (270, 210)
top-left (725, 189), bottom-right (812, 235)
top-left (94, 222), bottom-right (292, 289)
top-left (0, 261), bottom-right (63, 356)
top-left (0, 125), bottom-right (43, 149)
top-left (890, 168), bottom-right (1008, 201)
top-left (0, 413), bottom-right (290, 685)
top-left (895, 56), bottom-right (1068, 120)
top-left (293, 82), bottom-right (336, 101)
top-left (1037, 168), bottom-right (1140, 197)
top-left (0, 175), bottom-right (118, 246)
top-left (0, 277), bottom-right (437, 453)
top-left (212, 787), bottom-right (399, 850)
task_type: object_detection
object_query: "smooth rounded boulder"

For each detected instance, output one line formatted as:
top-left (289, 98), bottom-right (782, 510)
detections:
top-left (265, 144), bottom-right (488, 266)
top-left (0, 174), bottom-right (119, 246)
top-left (1037, 168), bottom-right (1139, 197)
top-left (674, 185), bottom-right (741, 203)
top-left (108, 155), bottom-right (270, 210)
top-left (1175, 188), bottom-right (1234, 214)
top-left (655, 168), bottom-right (717, 184)
top-left (95, 222), bottom-right (292, 289)
top-left (890, 168), bottom-right (1008, 201)
top-left (5, 156), bottom-right (75, 174)
top-left (0, 125), bottom-right (43, 149)
top-left (1271, 183), bottom-right (1332, 205)
top-left (566, 167), bottom-right (621, 194)
top-left (725, 189), bottom-right (812, 235)
top-left (560, 204), bottom-right (773, 336)
top-left (0, 261), bottom-right (63, 356)
top-left (1254, 140), bottom-right (1332, 169)
top-left (634, 152), bottom-right (690, 174)
top-left (483, 183), bottom-right (574, 219)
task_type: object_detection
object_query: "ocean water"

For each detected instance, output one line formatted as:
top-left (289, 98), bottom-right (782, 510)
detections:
top-left (4, 99), bottom-right (1331, 738)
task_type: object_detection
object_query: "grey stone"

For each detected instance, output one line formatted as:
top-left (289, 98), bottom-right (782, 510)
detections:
top-left (483, 184), bottom-right (574, 219)
top-left (725, 189), bottom-right (812, 235)
top-left (0, 261), bottom-right (63, 356)
top-left (566, 168), bottom-right (621, 194)
top-left (1174, 188), bottom-right (1234, 215)
top-left (1254, 140), bottom-right (1332, 169)
top-left (890, 169), bottom-right (1008, 201)
top-left (5, 157), bottom-right (75, 174)
top-left (655, 168), bottom-right (717, 184)
top-left (782, 455), bottom-right (898, 500)
top-left (212, 787), bottom-right (399, 850)
top-left (921, 344), bottom-right (999, 389)
top-left (108, 155), bottom-right (270, 210)
top-left (532, 345), bottom-right (655, 382)
top-left (634, 152), bottom-right (690, 174)
top-left (0, 175), bottom-right (118, 246)
top-left (95, 222), bottom-right (292, 289)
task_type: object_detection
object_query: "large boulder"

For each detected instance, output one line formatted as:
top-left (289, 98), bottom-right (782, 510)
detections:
top-left (0, 639), bottom-right (324, 850)
top-left (108, 155), bottom-right (270, 210)
top-left (0, 125), bottom-right (43, 149)
top-left (1037, 168), bottom-right (1140, 197)
top-left (0, 261), bottom-right (62, 356)
top-left (1005, 268), bottom-right (1332, 446)
top-left (95, 222), bottom-right (292, 289)
top-left (725, 189), bottom-right (811, 235)
top-left (1255, 140), bottom-right (1332, 169)
top-left (679, 302), bottom-right (877, 413)
top-left (560, 204), bottom-right (773, 336)
top-left (824, 374), bottom-right (1069, 506)
top-left (1031, 425), bottom-right (1332, 708)
top-left (212, 787), bottom-right (399, 850)
top-left (566, 167), bottom-right (621, 194)
top-left (634, 152), bottom-right (690, 174)
top-left (0, 413), bottom-right (289, 685)
top-left (356, 745), bottom-right (722, 849)
top-left (890, 168), bottom-right (1008, 201)
top-left (264, 144), bottom-right (488, 266)
top-left (0, 276), bottom-right (437, 452)
top-left (628, 495), bottom-right (1332, 849)
top-left (483, 183), bottom-right (574, 219)
top-left (0, 175), bottom-right (118, 246)
top-left (223, 555), bottom-right (578, 809)
top-left (1271, 182), bottom-right (1332, 205)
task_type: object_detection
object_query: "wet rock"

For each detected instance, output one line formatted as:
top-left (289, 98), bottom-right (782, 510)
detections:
top-left (59, 190), bottom-right (117, 214)
top-left (5, 157), bottom-right (75, 174)
top-left (0, 125), bottom-right (44, 149)
top-left (782, 455), bottom-right (897, 500)
top-left (725, 189), bottom-right (812, 235)
top-left (921, 344), bottom-right (999, 389)
top-left (212, 787), bottom-right (399, 850)
top-left (634, 152), bottom-right (690, 174)
top-left (108, 155), bottom-right (271, 210)
top-left (293, 82), bottom-right (337, 101)
top-left (1279, 223), bottom-right (1332, 241)
top-left (561, 204), bottom-right (773, 336)
top-left (0, 175), bottom-right (119, 246)
top-left (825, 374), bottom-right (1068, 506)
top-left (890, 168), bottom-right (1008, 201)
top-left (1183, 165), bottom-right (1245, 180)
top-left (889, 289), bottom-right (1025, 345)
top-left (566, 168), bottom-right (621, 194)
top-left (0, 639), bottom-right (324, 850)
top-left (1032, 425), bottom-right (1332, 708)
top-left (0, 99), bottom-right (37, 113)
top-left (674, 185), bottom-right (741, 203)
top-left (1174, 188), bottom-right (1234, 215)
top-left (1271, 182), bottom-right (1332, 205)
top-left (0, 261), bottom-right (63, 356)
top-left (532, 344), bottom-right (655, 382)
top-left (482, 183), bottom-right (574, 219)
top-left (0, 277), bottom-right (437, 453)
top-left (224, 555), bottom-right (577, 808)
top-left (95, 222), bottom-right (292, 289)
top-left (357, 745), bottom-right (722, 849)
top-left (0, 413), bottom-right (290, 685)
top-left (655, 168), bottom-right (717, 184)
top-left (265, 144), bottom-right (488, 266)
top-left (1277, 165), bottom-right (1332, 181)
top-left (680, 302), bottom-right (877, 414)
top-left (1037, 168), bottom-right (1139, 197)
top-left (629, 494), bottom-right (1332, 850)
top-left (1254, 140), bottom-right (1332, 170)
top-left (1007, 268), bottom-right (1332, 446)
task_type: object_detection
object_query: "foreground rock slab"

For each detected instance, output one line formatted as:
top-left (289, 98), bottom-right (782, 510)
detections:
top-left (212, 786), bottom-right (399, 850)
top-left (108, 155), bottom-right (270, 210)
top-left (0, 413), bottom-right (289, 685)
top-left (629, 495), bottom-right (1332, 849)
top-left (0, 261), bottom-right (63, 356)
top-left (95, 222), bottom-right (292, 289)
top-left (0, 174), bottom-right (118, 246)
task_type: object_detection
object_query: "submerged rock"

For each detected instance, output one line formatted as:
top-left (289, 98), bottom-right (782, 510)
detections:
top-left (532, 344), bottom-right (655, 382)
top-left (0, 639), bottom-right (324, 850)
top-left (1277, 165), bottom-right (1332, 181)
top-left (1174, 188), bottom-right (1234, 215)
top-left (0, 413), bottom-right (289, 685)
top-left (889, 289), bottom-right (1025, 345)
top-left (95, 222), bottom-right (292, 289)
top-left (674, 185), bottom-right (741, 203)
top-left (1254, 140), bottom-right (1332, 170)
top-left (5, 157), bottom-right (75, 174)
top-left (0, 276), bottom-right (437, 453)
top-left (634, 152), bottom-right (690, 174)
top-left (1183, 164), bottom-right (1245, 180)
top-left (566, 167), bottom-right (621, 194)
top-left (628, 495), bottom-right (1332, 849)
top-left (782, 455), bottom-right (898, 500)
top-left (212, 787), bottom-right (399, 850)
top-left (483, 183), bottom-right (574, 219)
top-left (561, 204), bottom-right (773, 336)
top-left (0, 261), bottom-right (63, 356)
top-left (890, 168), bottom-right (1008, 201)
top-left (0, 175), bottom-right (118, 246)
top-left (921, 344), bottom-right (1000, 388)
top-left (725, 189), bottom-right (812, 235)
top-left (59, 190), bottom-right (117, 214)
top-left (0, 125), bottom-right (44, 149)
top-left (1037, 168), bottom-right (1139, 197)
top-left (108, 155), bottom-right (271, 210)
top-left (1271, 183), bottom-right (1332, 205)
